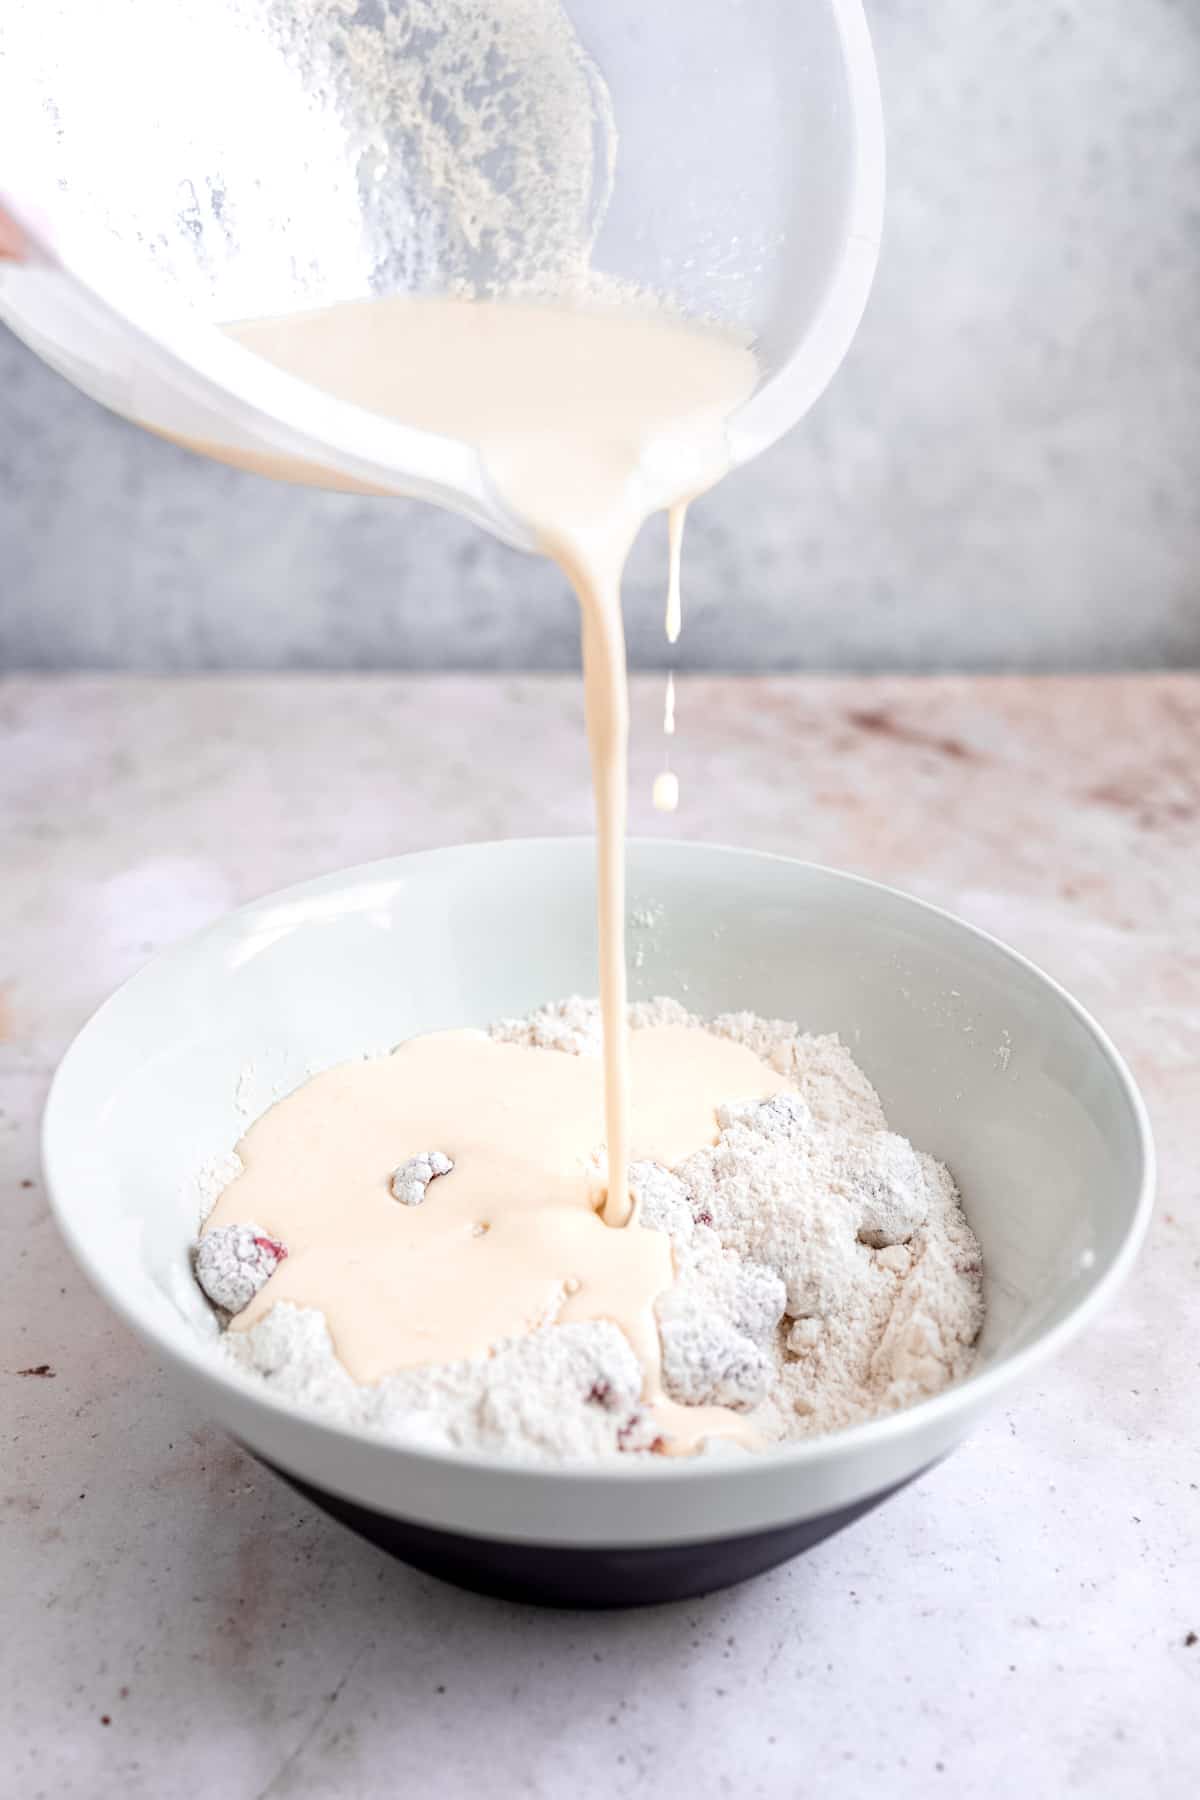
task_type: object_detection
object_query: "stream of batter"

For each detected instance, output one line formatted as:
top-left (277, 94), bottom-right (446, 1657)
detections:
top-left (205, 295), bottom-right (764, 1446)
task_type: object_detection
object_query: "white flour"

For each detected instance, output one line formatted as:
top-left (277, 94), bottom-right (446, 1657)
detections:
top-left (209, 999), bottom-right (984, 1463)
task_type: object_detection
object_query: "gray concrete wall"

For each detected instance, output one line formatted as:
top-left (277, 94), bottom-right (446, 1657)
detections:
top-left (2, 0), bottom-right (1199, 672)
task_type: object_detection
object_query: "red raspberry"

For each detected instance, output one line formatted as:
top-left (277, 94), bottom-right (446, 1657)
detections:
top-left (194, 1223), bottom-right (287, 1314)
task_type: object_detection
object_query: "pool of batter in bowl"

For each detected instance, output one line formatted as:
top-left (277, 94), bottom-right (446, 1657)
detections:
top-left (191, 996), bottom-right (984, 1465)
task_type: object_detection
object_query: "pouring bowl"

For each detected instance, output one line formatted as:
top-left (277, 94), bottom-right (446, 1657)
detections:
top-left (0, 0), bottom-right (883, 544)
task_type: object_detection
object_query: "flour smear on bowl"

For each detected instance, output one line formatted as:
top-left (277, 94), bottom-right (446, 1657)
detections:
top-left (193, 998), bottom-right (984, 1466)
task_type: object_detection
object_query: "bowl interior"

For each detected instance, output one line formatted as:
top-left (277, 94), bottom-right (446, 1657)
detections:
top-left (45, 840), bottom-right (1148, 1424)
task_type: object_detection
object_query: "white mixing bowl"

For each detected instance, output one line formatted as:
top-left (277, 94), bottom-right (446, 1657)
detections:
top-left (42, 841), bottom-right (1153, 1607)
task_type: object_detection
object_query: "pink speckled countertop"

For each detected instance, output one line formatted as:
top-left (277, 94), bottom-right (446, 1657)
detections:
top-left (2, 675), bottom-right (1196, 1798)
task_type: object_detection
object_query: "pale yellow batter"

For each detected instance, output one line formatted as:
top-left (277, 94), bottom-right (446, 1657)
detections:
top-left (206, 1024), bottom-right (791, 1452)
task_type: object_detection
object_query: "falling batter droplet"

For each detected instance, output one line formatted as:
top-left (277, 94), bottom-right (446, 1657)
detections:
top-left (653, 769), bottom-right (679, 813)
top-left (654, 675), bottom-right (679, 809)
top-left (665, 503), bottom-right (686, 645)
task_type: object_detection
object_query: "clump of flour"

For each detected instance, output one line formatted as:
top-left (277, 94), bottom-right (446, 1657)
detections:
top-left (208, 998), bottom-right (984, 1465)
top-left (230, 1305), bottom-right (662, 1460)
top-left (390, 1150), bottom-right (455, 1206)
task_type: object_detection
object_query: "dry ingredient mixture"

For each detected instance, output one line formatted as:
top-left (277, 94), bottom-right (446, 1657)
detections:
top-left (195, 997), bottom-right (984, 1465)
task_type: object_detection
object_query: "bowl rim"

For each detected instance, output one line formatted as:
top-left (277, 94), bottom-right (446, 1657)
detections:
top-left (41, 836), bottom-right (1157, 1491)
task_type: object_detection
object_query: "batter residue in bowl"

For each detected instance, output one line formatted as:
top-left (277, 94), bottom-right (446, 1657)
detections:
top-left (195, 998), bottom-right (984, 1465)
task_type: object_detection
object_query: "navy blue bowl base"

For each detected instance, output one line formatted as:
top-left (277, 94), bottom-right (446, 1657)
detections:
top-left (257, 1455), bottom-right (930, 1608)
